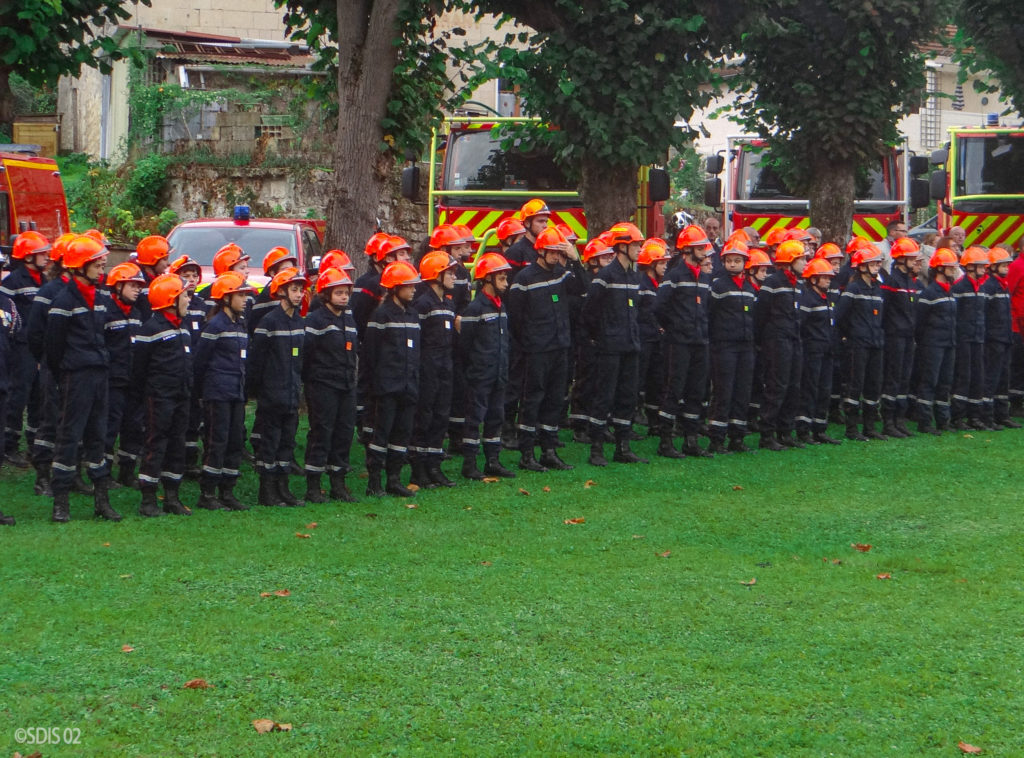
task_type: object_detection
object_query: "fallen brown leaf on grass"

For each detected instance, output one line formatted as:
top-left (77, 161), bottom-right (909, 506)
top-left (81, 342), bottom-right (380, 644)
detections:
top-left (13, 752), bottom-right (43, 758)
top-left (482, 476), bottom-right (500, 483)
top-left (583, 479), bottom-right (596, 489)
top-left (102, 542), bottom-right (111, 547)
top-left (876, 573), bottom-right (892, 580)
top-left (119, 574), bottom-right (132, 579)
top-left (260, 589), bottom-right (291, 597)
top-left (364, 512), bottom-right (377, 518)
top-left (406, 483), bottom-right (420, 492)
top-left (295, 533), bottom-right (312, 539)
top-left (740, 578), bottom-right (756, 586)
top-left (357, 471), bottom-right (369, 478)
top-left (305, 522), bottom-right (318, 529)
top-left (656, 550), bottom-right (671, 558)
top-left (518, 487), bottom-right (530, 496)
top-left (851, 543), bottom-right (872, 552)
top-left (252, 718), bottom-right (292, 734)
top-left (563, 517), bottom-right (585, 525)
top-left (956, 578), bottom-right (968, 583)
top-left (121, 644), bottom-right (135, 653)
top-left (542, 486), bottom-right (551, 492)
top-left (732, 485), bottom-right (744, 491)
top-left (463, 506), bottom-right (472, 510)
top-left (183, 678), bottom-right (210, 689)
top-left (963, 433), bottom-right (975, 439)
top-left (632, 534), bottom-right (645, 539)
top-left (832, 559), bottom-right (843, 565)
top-left (958, 742), bottom-right (982, 755)
top-left (480, 561), bottom-right (492, 567)
top-left (405, 503), bottom-right (418, 509)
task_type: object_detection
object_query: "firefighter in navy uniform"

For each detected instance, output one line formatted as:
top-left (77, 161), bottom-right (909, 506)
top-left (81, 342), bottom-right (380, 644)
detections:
top-left (2, 230), bottom-right (50, 467)
top-left (102, 263), bottom-right (145, 485)
top-left (796, 257), bottom-right (841, 445)
top-left (250, 267), bottom-right (308, 507)
top-left (133, 235), bottom-right (172, 322)
top-left (364, 260), bottom-right (421, 497)
top-left (45, 235), bottom-right (120, 523)
top-left (506, 225), bottom-right (586, 472)
top-left (656, 224), bottom-right (714, 459)
top-left (636, 237), bottom-right (670, 438)
top-left (132, 273), bottom-right (194, 517)
top-left (583, 221), bottom-right (647, 467)
top-left (503, 198), bottom-right (551, 280)
top-left (303, 267), bottom-right (360, 503)
top-left (914, 248), bottom-right (959, 434)
top-left (880, 237), bottom-right (923, 438)
top-left (0, 250), bottom-right (19, 525)
top-left (248, 246), bottom-right (299, 336)
top-left (168, 254), bottom-right (210, 477)
top-left (951, 246), bottom-right (989, 429)
top-left (409, 251), bottom-right (459, 489)
top-left (194, 271), bottom-right (254, 511)
top-left (980, 246), bottom-right (1021, 429)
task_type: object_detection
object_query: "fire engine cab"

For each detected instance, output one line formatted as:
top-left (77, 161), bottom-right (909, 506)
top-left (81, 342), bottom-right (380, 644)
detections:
top-left (0, 144), bottom-right (69, 251)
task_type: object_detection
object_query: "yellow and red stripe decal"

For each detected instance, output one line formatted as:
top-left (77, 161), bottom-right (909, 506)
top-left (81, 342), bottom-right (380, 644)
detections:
top-left (440, 206), bottom-right (588, 242)
top-left (953, 212), bottom-right (1024, 248)
top-left (734, 214), bottom-right (892, 242)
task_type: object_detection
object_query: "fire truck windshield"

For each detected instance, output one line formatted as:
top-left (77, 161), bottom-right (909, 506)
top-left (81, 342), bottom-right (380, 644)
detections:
top-left (444, 130), bottom-right (573, 200)
top-left (956, 134), bottom-right (1024, 196)
top-left (167, 227), bottom-right (297, 266)
top-left (740, 151), bottom-right (893, 201)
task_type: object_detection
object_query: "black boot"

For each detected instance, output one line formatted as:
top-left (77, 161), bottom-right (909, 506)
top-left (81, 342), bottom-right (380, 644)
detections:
top-left (366, 463), bottom-right (385, 496)
top-left (613, 438), bottom-right (648, 464)
top-left (777, 430), bottom-right (804, 449)
top-left (519, 450), bottom-right (548, 472)
top-left (657, 435), bottom-right (685, 459)
top-left (93, 478), bottom-right (122, 522)
top-left (588, 442), bottom-right (608, 467)
top-left (727, 437), bottom-right (751, 453)
top-left (329, 471), bottom-right (359, 502)
top-left (813, 430), bottom-right (843, 445)
top-left (845, 412), bottom-right (867, 441)
top-left (796, 430), bottom-right (820, 446)
top-left (276, 474), bottom-right (304, 507)
top-left (1001, 417), bottom-right (1023, 429)
top-left (52, 491), bottom-right (70, 523)
top-left (0, 511), bottom-right (14, 526)
top-left (305, 473), bottom-right (328, 503)
top-left (139, 486), bottom-right (163, 518)
top-left (539, 448), bottom-right (574, 470)
top-left (461, 452), bottom-right (484, 481)
top-left (196, 481), bottom-right (224, 510)
top-left (258, 474), bottom-right (284, 506)
top-left (428, 462), bottom-right (457, 487)
top-left (409, 460), bottom-right (438, 490)
top-left (683, 434), bottom-right (713, 457)
top-left (219, 483), bottom-right (249, 511)
top-left (33, 464), bottom-right (52, 496)
top-left (707, 439), bottom-right (731, 455)
top-left (163, 485), bottom-right (192, 515)
top-left (759, 433), bottom-right (785, 451)
top-left (115, 461), bottom-right (136, 490)
top-left (484, 452), bottom-right (516, 478)
top-left (385, 464), bottom-right (414, 497)
top-left (73, 466), bottom-right (95, 495)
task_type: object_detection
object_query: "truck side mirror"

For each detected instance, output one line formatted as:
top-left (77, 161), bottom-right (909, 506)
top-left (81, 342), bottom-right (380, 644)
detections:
top-left (704, 176), bottom-right (722, 209)
top-left (929, 170), bottom-right (947, 201)
top-left (705, 154), bottom-right (724, 175)
top-left (930, 148), bottom-right (948, 166)
top-left (648, 168), bottom-right (670, 203)
top-left (400, 165), bottom-right (420, 201)
top-left (909, 155), bottom-right (930, 177)
top-left (910, 178), bottom-right (930, 209)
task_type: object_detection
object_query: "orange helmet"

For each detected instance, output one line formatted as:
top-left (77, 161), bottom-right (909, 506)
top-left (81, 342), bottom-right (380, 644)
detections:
top-left (474, 253), bottom-right (512, 280)
top-left (420, 250), bottom-right (457, 281)
top-left (519, 198), bottom-right (550, 220)
top-left (51, 232), bottom-right (76, 263)
top-left (582, 236), bottom-right (612, 264)
top-left (851, 244), bottom-right (884, 267)
top-left (316, 266), bottom-right (353, 293)
top-left (148, 273), bottom-right (187, 311)
top-left (429, 224), bottom-right (463, 250)
top-left (960, 246), bottom-right (990, 267)
top-left (320, 249), bottom-right (356, 274)
top-left (262, 246), bottom-right (297, 275)
top-left (64, 235), bottom-right (109, 269)
top-left (890, 237), bottom-right (921, 259)
top-left (556, 223), bottom-right (578, 243)
top-left (11, 230), bottom-right (51, 260)
top-left (775, 239), bottom-right (808, 265)
top-left (607, 221), bottom-right (644, 246)
top-left (846, 236), bottom-right (869, 254)
top-left (989, 246), bottom-right (1013, 266)
top-left (761, 228), bottom-right (788, 247)
top-left (802, 257), bottom-right (836, 279)
top-left (676, 224), bottom-right (711, 250)
top-left (83, 228), bottom-right (109, 245)
top-left (135, 235), bottom-right (171, 267)
top-left (378, 235), bottom-right (411, 262)
top-left (783, 227), bottom-right (811, 242)
top-left (269, 266), bottom-right (309, 298)
top-left (168, 254), bottom-right (202, 281)
top-left (454, 224), bottom-right (478, 244)
top-left (721, 240), bottom-right (750, 259)
top-left (380, 260), bottom-right (421, 289)
top-left (534, 226), bottom-right (568, 251)
top-left (106, 262), bottom-right (146, 288)
top-left (727, 229), bottom-right (751, 246)
top-left (929, 248), bottom-right (959, 268)
top-left (814, 242), bottom-right (843, 261)
top-left (210, 271), bottom-right (254, 300)
top-left (212, 243), bottom-right (249, 275)
top-left (746, 249), bottom-right (772, 270)
top-left (364, 232), bottom-right (390, 259)
top-left (496, 217), bottom-right (526, 242)
top-left (639, 237), bottom-right (669, 265)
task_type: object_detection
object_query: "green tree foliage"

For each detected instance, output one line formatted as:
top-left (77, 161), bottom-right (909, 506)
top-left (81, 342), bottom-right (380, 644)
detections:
top-left (731, 0), bottom-right (948, 243)
top-left (0, 0), bottom-right (148, 130)
top-left (954, 1), bottom-right (1024, 117)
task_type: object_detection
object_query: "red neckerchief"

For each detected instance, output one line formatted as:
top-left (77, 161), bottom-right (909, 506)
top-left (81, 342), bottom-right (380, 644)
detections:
top-left (27, 268), bottom-right (42, 286)
top-left (968, 274), bottom-right (987, 292)
top-left (992, 274), bottom-right (1009, 290)
top-left (74, 278), bottom-right (96, 309)
top-left (648, 273), bottom-right (659, 288)
top-left (686, 263), bottom-right (701, 281)
top-left (749, 278), bottom-right (762, 292)
top-left (732, 275), bottom-right (745, 290)
top-left (815, 287), bottom-right (828, 300)
top-left (113, 295), bottom-right (133, 317)
top-left (484, 292), bottom-right (502, 310)
top-left (162, 310), bottom-right (183, 328)
top-left (783, 269), bottom-right (798, 287)
top-left (935, 280), bottom-right (951, 293)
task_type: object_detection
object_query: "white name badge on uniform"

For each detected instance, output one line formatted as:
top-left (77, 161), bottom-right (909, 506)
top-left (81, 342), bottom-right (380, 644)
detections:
top-left (184, 346), bottom-right (191, 353)
top-left (192, 321), bottom-right (200, 331)
top-left (407, 338), bottom-right (414, 348)
top-left (240, 349), bottom-right (247, 359)
top-left (445, 321), bottom-right (451, 329)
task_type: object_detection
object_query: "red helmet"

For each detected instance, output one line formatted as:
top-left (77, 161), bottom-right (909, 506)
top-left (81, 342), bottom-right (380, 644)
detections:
top-left (64, 235), bottom-right (109, 270)
top-left (320, 249), bottom-right (356, 274)
top-left (212, 243), bottom-right (249, 275)
top-left (727, 229), bottom-right (751, 246)
top-left (83, 228), bottom-right (109, 246)
top-left (364, 232), bottom-right (390, 259)
top-left (454, 224), bottom-right (478, 244)
top-left (989, 246), bottom-right (1013, 266)
top-left (960, 246), bottom-right (990, 267)
top-left (676, 224), bottom-right (711, 250)
top-left (929, 247), bottom-right (959, 268)
top-left (802, 257), bottom-right (836, 279)
top-left (496, 217), bottom-right (526, 242)
top-left (761, 228), bottom-right (788, 247)
top-left (582, 236), bottom-right (612, 264)
top-left (12, 230), bottom-right (52, 260)
top-left (210, 271), bottom-right (254, 300)
top-left (419, 250), bottom-right (457, 281)
top-left (607, 222), bottom-right (644, 246)
top-left (519, 198), bottom-right (550, 220)
top-left (638, 237), bottom-right (669, 265)
top-left (268, 266), bottom-right (309, 298)
top-left (721, 240), bottom-right (750, 259)
top-left (746, 249), bottom-right (772, 270)
top-left (556, 223), bottom-right (578, 243)
top-left (262, 246), bottom-right (298, 275)
top-left (316, 266), bottom-right (353, 293)
top-left (136, 235), bottom-right (171, 267)
top-left (775, 239), bottom-right (808, 265)
top-left (814, 242), bottom-right (843, 261)
top-left (378, 235), bottom-right (411, 262)
top-left (851, 244), bottom-right (884, 267)
top-left (474, 253), bottom-right (511, 280)
top-left (50, 232), bottom-right (76, 263)
top-left (168, 254), bottom-right (202, 281)
top-left (534, 226), bottom-right (568, 251)
top-left (380, 260), bottom-right (421, 288)
top-left (148, 273), bottom-right (187, 311)
top-left (890, 237), bottom-right (921, 259)
top-left (429, 224), bottom-right (463, 250)
top-left (106, 262), bottom-right (146, 288)
top-left (783, 227), bottom-right (811, 243)
top-left (846, 236), bottom-right (869, 254)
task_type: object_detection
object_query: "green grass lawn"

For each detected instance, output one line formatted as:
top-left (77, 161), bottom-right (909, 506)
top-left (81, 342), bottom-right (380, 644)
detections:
top-left (2, 426), bottom-right (1021, 756)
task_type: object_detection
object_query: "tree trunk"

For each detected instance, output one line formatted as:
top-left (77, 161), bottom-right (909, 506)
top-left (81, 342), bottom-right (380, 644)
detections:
top-left (326, 0), bottom-right (402, 274)
top-left (579, 155), bottom-right (639, 239)
top-left (0, 67), bottom-right (15, 139)
top-left (807, 154), bottom-right (857, 245)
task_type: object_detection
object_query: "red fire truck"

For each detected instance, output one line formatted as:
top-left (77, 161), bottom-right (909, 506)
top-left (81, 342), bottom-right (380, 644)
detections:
top-left (929, 126), bottom-right (1024, 248)
top-left (401, 117), bottom-right (669, 249)
top-left (704, 136), bottom-right (929, 241)
top-left (0, 145), bottom-right (69, 249)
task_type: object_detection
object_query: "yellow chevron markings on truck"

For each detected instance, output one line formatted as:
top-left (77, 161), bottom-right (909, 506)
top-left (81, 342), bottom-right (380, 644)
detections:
top-left (556, 212), bottom-right (587, 240)
top-left (979, 216), bottom-right (1017, 247)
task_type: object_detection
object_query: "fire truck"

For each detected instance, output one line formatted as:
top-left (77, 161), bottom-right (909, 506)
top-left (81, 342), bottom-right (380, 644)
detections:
top-left (703, 135), bottom-right (929, 241)
top-left (929, 126), bottom-right (1024, 248)
top-left (0, 144), bottom-right (69, 250)
top-left (401, 117), bottom-right (670, 249)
